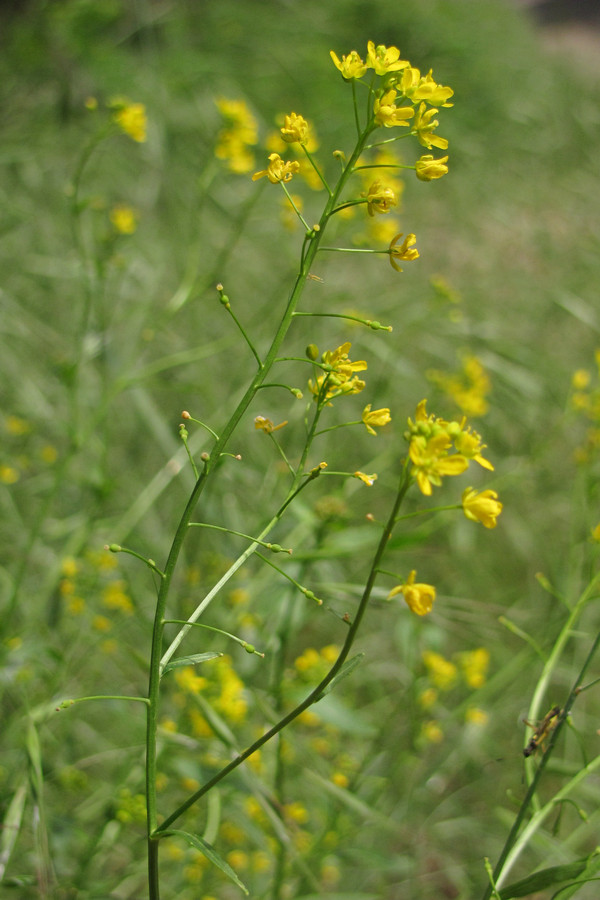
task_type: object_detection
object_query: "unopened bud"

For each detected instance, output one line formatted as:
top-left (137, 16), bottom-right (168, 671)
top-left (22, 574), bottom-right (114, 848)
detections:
top-left (306, 344), bottom-right (319, 361)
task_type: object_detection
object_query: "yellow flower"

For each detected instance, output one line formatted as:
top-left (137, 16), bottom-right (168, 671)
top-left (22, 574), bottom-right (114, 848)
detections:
top-left (412, 69), bottom-right (454, 107)
top-left (215, 98), bottom-right (258, 173)
top-left (309, 342), bottom-right (367, 403)
top-left (331, 772), bottom-right (349, 788)
top-left (353, 470), bottom-right (377, 486)
top-left (280, 112), bottom-right (309, 144)
top-left (388, 570), bottom-right (436, 616)
top-left (412, 102), bottom-right (448, 150)
top-left (0, 465), bottom-right (19, 484)
top-left (453, 425), bottom-right (494, 470)
top-left (112, 101), bottom-right (147, 143)
top-left (362, 404), bottom-right (391, 435)
top-left (458, 648), bottom-right (490, 688)
top-left (422, 650), bottom-right (458, 689)
top-left (409, 431), bottom-right (468, 496)
top-left (421, 720), bottom-right (444, 743)
top-left (5, 415), bottom-right (30, 435)
top-left (592, 523), bottom-right (600, 542)
top-left (426, 354), bottom-right (491, 417)
top-left (110, 204), bottom-right (138, 235)
top-left (366, 41), bottom-right (409, 75)
top-left (254, 416), bottom-right (288, 434)
top-left (415, 154), bottom-right (449, 181)
top-left (364, 181), bottom-right (397, 217)
top-left (462, 487), bottom-right (502, 529)
top-left (252, 153), bottom-right (300, 184)
top-left (465, 707), bottom-right (488, 726)
top-left (330, 49), bottom-right (368, 80)
top-left (373, 89), bottom-right (414, 128)
top-left (572, 369), bottom-right (591, 390)
top-left (388, 232), bottom-right (419, 272)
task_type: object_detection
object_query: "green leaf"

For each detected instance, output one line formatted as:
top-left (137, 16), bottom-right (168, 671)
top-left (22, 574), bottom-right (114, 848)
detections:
top-left (0, 779), bottom-right (27, 881)
top-left (160, 829), bottom-right (248, 894)
top-left (315, 653), bottom-right (365, 701)
top-left (499, 853), bottom-right (599, 899)
top-left (162, 652), bottom-right (222, 675)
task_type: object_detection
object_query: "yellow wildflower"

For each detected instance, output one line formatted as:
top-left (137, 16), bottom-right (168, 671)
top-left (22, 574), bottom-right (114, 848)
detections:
top-left (112, 100), bottom-right (147, 143)
top-left (252, 153), bottom-right (300, 184)
top-left (92, 615), bottom-right (111, 632)
top-left (572, 369), bottom-right (591, 390)
top-left (426, 354), bottom-right (491, 417)
top-left (284, 801), bottom-right (309, 824)
top-left (462, 487), bottom-right (502, 529)
top-left (422, 650), bottom-right (458, 689)
top-left (465, 707), bottom-right (488, 726)
top-left (330, 49), bottom-right (368, 80)
top-left (40, 444), bottom-right (58, 464)
top-left (215, 97), bottom-right (257, 173)
top-left (458, 648), bottom-right (490, 689)
top-left (415, 154), bottom-right (449, 181)
top-left (280, 112), bottom-right (309, 144)
top-left (418, 687), bottom-right (438, 709)
top-left (331, 772), bottom-right (349, 788)
top-left (592, 523), bottom-right (600, 542)
top-left (5, 415), bottom-right (30, 435)
top-left (453, 425), bottom-right (494, 470)
top-left (102, 580), bottom-right (134, 614)
top-left (361, 404), bottom-right (391, 435)
top-left (388, 570), bottom-right (436, 616)
top-left (373, 89), bottom-right (414, 128)
top-left (110, 204), bottom-right (138, 235)
top-left (309, 342), bottom-right (367, 403)
top-left (422, 720), bottom-right (444, 743)
top-left (61, 557), bottom-right (78, 577)
top-left (0, 465), bottom-right (19, 484)
top-left (353, 470), bottom-right (377, 486)
top-left (366, 41), bottom-right (409, 76)
top-left (364, 181), bottom-right (397, 216)
top-left (254, 416), bottom-right (288, 433)
top-left (174, 667), bottom-right (207, 694)
top-left (409, 430), bottom-right (468, 496)
top-left (412, 102), bottom-right (448, 150)
top-left (388, 232), bottom-right (419, 272)
top-left (412, 69), bottom-right (454, 107)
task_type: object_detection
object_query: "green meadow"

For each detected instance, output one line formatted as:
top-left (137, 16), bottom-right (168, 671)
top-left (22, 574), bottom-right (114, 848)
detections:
top-left (1, 1), bottom-right (600, 898)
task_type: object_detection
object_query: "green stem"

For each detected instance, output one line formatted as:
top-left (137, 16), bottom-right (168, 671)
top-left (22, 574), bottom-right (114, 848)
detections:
top-left (153, 461), bottom-right (411, 835)
top-left (144, 122), bottom-right (375, 897)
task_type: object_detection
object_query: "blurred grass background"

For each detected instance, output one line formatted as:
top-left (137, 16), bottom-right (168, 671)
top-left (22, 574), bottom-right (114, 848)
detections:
top-left (1, 1), bottom-right (600, 898)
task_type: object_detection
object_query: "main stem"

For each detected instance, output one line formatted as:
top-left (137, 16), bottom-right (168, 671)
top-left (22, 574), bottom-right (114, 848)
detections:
top-left (145, 127), bottom-right (374, 898)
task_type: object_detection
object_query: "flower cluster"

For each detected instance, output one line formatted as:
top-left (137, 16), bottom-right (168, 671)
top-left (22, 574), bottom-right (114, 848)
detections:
top-left (330, 40), bottom-right (452, 181)
top-left (426, 354), bottom-right (491, 417)
top-left (405, 399), bottom-right (493, 496)
top-left (309, 342), bottom-right (367, 405)
top-left (215, 97), bottom-right (258, 174)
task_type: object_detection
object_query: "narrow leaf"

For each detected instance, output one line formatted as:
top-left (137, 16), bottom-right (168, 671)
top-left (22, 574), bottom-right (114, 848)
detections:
top-left (161, 829), bottom-right (248, 894)
top-left (0, 780), bottom-right (27, 880)
top-left (499, 857), bottom-right (593, 899)
top-left (316, 653), bottom-right (365, 701)
top-left (162, 652), bottom-right (222, 675)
